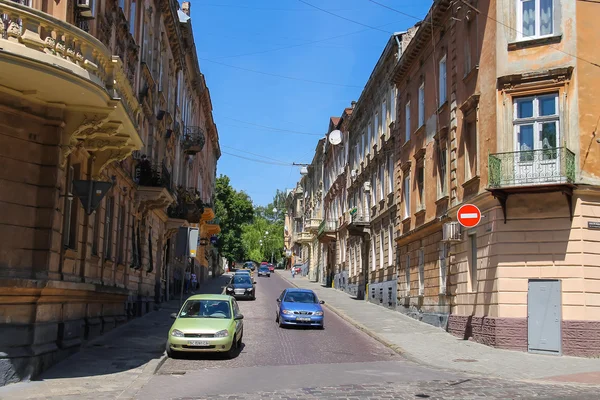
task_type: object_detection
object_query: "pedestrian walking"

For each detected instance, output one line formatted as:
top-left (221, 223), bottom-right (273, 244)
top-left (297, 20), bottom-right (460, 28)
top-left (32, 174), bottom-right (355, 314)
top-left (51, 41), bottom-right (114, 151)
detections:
top-left (191, 272), bottom-right (197, 292)
top-left (291, 267), bottom-right (296, 279)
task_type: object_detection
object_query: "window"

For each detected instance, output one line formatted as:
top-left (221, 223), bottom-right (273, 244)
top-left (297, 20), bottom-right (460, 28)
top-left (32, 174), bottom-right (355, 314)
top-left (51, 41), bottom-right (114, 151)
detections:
top-left (371, 239), bottom-right (376, 271)
top-left (92, 204), bottom-right (102, 255)
top-left (418, 248), bottom-right (424, 296)
top-left (404, 254), bottom-right (411, 295)
top-left (379, 230), bottom-right (384, 269)
top-left (517, 0), bottom-right (553, 40)
top-left (469, 233), bottom-right (478, 291)
top-left (439, 242), bottom-right (448, 294)
top-left (390, 88), bottom-right (397, 122)
top-left (418, 83), bottom-right (425, 127)
top-left (116, 204), bottom-right (126, 264)
top-left (437, 145), bottom-right (447, 197)
top-left (513, 93), bottom-right (559, 162)
top-left (405, 101), bottom-right (411, 142)
top-left (439, 56), bottom-right (447, 105)
top-left (103, 197), bottom-right (114, 260)
top-left (129, 0), bottom-right (136, 37)
top-left (367, 123), bottom-right (372, 153)
top-left (388, 224), bottom-right (393, 266)
top-left (387, 154), bottom-right (394, 194)
top-left (465, 120), bottom-right (478, 180)
top-left (382, 100), bottom-right (388, 136)
top-left (379, 162), bottom-right (385, 201)
top-left (118, 0), bottom-right (124, 9)
top-left (417, 161), bottom-right (425, 211)
top-left (63, 164), bottom-right (80, 249)
top-left (403, 174), bottom-right (410, 219)
top-left (375, 112), bottom-right (380, 141)
top-left (362, 131), bottom-right (367, 160)
top-left (372, 171), bottom-right (377, 204)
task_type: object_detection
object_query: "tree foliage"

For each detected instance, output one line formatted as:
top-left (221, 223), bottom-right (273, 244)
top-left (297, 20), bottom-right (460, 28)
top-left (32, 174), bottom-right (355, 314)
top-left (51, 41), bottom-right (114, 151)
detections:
top-left (214, 175), bottom-right (254, 262)
top-left (241, 190), bottom-right (286, 264)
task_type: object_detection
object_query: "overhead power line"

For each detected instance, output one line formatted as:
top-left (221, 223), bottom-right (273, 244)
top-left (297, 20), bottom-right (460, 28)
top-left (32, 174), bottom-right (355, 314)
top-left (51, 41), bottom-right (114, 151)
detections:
top-left (198, 57), bottom-right (364, 88)
top-left (217, 116), bottom-right (323, 136)
top-left (198, 3), bottom-right (366, 12)
top-left (221, 151), bottom-right (292, 166)
top-left (221, 145), bottom-right (291, 164)
top-left (297, 0), bottom-right (394, 34)
top-left (214, 20), bottom-right (404, 60)
top-left (367, 0), bottom-right (445, 28)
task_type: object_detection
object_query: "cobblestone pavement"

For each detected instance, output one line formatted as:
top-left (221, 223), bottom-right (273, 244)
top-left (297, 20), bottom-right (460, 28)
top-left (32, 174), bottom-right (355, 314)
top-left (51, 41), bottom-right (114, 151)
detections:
top-left (171, 379), bottom-right (600, 400)
top-left (0, 275), bottom-right (231, 400)
top-left (277, 272), bottom-right (600, 383)
top-left (158, 270), bottom-right (398, 374)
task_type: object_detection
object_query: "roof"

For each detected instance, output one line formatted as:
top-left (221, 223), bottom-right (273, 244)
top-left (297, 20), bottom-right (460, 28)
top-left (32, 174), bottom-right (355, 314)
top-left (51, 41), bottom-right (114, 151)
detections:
top-left (284, 288), bottom-right (316, 293)
top-left (187, 294), bottom-right (232, 300)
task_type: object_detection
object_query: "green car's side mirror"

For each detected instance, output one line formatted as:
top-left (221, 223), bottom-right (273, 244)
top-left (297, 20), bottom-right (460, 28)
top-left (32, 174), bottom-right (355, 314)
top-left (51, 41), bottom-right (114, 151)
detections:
top-left (170, 313), bottom-right (178, 319)
top-left (234, 314), bottom-right (244, 320)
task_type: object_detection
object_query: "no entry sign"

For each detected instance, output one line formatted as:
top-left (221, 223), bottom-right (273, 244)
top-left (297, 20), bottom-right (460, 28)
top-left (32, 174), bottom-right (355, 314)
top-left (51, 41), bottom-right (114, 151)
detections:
top-left (457, 204), bottom-right (481, 228)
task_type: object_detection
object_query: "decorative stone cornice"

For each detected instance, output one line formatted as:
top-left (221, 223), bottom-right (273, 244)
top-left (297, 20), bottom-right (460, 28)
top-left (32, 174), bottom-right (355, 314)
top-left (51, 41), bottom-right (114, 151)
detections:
top-left (135, 187), bottom-right (176, 216)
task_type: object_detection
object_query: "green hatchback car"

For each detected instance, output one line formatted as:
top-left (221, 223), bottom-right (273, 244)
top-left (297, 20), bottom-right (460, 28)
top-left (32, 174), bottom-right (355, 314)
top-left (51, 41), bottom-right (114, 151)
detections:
top-left (167, 294), bottom-right (244, 359)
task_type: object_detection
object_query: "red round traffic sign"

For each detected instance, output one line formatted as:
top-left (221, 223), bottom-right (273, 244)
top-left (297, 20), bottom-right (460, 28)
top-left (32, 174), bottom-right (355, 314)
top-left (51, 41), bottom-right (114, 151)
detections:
top-left (457, 204), bottom-right (481, 228)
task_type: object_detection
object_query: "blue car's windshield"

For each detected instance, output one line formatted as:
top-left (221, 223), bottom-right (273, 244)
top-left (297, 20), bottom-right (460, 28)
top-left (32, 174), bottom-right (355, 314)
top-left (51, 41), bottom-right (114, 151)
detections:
top-left (179, 300), bottom-right (231, 319)
top-left (259, 267), bottom-right (269, 272)
top-left (284, 292), bottom-right (317, 303)
top-left (233, 276), bottom-right (252, 284)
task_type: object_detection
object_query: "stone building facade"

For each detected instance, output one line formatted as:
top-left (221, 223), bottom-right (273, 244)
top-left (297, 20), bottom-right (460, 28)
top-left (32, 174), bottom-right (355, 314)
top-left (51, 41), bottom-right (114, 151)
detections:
top-left (0, 0), bottom-right (219, 385)
top-left (392, 0), bottom-right (600, 357)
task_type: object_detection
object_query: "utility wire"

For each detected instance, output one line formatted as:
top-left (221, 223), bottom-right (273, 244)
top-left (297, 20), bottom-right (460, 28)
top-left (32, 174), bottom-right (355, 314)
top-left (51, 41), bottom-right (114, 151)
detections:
top-left (221, 151), bottom-right (292, 166)
top-left (198, 57), bottom-right (364, 88)
top-left (297, 0), bottom-right (394, 34)
top-left (198, 3), bottom-right (365, 12)
top-left (217, 116), bottom-right (323, 136)
top-left (214, 20), bottom-right (404, 60)
top-left (367, 0), bottom-right (445, 28)
top-left (221, 145), bottom-right (291, 164)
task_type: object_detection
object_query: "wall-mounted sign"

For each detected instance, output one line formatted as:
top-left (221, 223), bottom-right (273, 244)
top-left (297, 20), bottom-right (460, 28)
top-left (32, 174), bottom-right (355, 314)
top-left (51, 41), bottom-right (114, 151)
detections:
top-left (588, 221), bottom-right (600, 230)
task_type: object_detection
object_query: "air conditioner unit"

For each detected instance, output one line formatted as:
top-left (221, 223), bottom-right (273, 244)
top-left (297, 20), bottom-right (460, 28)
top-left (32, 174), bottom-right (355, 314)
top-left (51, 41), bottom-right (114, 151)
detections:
top-left (363, 181), bottom-right (371, 192)
top-left (442, 222), bottom-right (461, 242)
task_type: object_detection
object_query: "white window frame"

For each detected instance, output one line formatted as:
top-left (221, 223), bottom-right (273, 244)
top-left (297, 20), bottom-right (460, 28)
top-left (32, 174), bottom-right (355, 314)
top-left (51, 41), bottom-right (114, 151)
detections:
top-left (403, 174), bottom-right (410, 219)
top-left (371, 239), bottom-right (376, 271)
top-left (418, 248), bottom-right (425, 296)
top-left (437, 145), bottom-right (448, 197)
top-left (379, 162), bottom-right (385, 201)
top-left (405, 101), bottom-right (411, 142)
top-left (367, 123), bottom-right (372, 154)
top-left (418, 83), bottom-right (425, 127)
top-left (405, 254), bottom-right (411, 295)
top-left (372, 171), bottom-right (377, 204)
top-left (439, 55), bottom-right (447, 105)
top-left (387, 154), bottom-right (394, 194)
top-left (379, 230), bottom-right (384, 269)
top-left (382, 99), bottom-right (388, 137)
top-left (516, 0), bottom-right (554, 41)
top-left (439, 242), bottom-right (448, 295)
top-left (388, 224), bottom-right (393, 266)
top-left (390, 88), bottom-right (397, 122)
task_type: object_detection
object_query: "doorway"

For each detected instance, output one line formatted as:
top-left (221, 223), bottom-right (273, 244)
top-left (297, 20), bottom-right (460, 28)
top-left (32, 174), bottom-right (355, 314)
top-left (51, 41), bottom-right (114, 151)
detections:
top-left (528, 279), bottom-right (561, 355)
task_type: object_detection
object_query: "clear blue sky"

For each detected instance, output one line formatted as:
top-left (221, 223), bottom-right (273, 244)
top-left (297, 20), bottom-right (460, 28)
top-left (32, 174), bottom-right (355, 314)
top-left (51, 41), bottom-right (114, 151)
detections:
top-left (190, 0), bottom-right (432, 206)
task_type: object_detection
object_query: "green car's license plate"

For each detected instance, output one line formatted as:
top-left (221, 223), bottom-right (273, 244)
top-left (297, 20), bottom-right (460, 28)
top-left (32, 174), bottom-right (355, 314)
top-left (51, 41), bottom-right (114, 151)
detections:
top-left (188, 340), bottom-right (210, 346)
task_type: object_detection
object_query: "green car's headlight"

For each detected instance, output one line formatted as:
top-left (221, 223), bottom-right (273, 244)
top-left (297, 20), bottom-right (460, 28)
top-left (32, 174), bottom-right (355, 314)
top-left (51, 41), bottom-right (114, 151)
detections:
top-left (214, 329), bottom-right (229, 338)
top-left (171, 329), bottom-right (184, 337)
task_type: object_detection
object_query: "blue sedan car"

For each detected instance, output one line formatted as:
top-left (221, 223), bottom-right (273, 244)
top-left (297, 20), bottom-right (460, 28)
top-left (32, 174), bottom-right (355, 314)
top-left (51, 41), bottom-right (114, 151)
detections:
top-left (275, 288), bottom-right (325, 329)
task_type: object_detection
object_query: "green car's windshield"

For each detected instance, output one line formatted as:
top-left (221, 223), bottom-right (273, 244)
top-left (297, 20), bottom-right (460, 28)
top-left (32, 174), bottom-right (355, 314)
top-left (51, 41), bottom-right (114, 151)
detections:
top-left (179, 300), bottom-right (231, 319)
top-left (284, 292), bottom-right (317, 303)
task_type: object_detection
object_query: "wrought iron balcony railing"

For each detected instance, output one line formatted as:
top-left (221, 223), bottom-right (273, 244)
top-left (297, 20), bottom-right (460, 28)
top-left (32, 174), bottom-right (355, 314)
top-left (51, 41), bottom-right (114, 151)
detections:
top-left (182, 126), bottom-right (206, 155)
top-left (135, 160), bottom-right (172, 191)
top-left (488, 147), bottom-right (575, 188)
top-left (167, 186), bottom-right (204, 223)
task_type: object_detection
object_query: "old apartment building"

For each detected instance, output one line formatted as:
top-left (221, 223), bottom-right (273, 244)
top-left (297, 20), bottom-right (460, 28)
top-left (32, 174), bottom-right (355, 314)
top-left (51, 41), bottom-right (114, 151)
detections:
top-left (393, 0), bottom-right (600, 357)
top-left (0, 0), bottom-right (219, 384)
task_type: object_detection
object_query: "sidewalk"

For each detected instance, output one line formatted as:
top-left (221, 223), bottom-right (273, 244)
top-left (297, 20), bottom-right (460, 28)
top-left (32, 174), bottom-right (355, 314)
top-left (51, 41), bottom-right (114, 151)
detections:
top-left (278, 271), bottom-right (600, 385)
top-left (0, 275), bottom-right (231, 400)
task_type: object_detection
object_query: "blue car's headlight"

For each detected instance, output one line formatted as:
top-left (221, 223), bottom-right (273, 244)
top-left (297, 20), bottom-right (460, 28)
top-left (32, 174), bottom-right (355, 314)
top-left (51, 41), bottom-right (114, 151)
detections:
top-left (313, 311), bottom-right (324, 316)
top-left (282, 309), bottom-right (293, 314)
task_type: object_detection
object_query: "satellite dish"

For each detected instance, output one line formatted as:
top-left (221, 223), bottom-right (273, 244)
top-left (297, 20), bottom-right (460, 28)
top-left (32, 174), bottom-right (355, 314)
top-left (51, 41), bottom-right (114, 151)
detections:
top-left (329, 130), bottom-right (342, 145)
top-left (300, 166), bottom-right (308, 175)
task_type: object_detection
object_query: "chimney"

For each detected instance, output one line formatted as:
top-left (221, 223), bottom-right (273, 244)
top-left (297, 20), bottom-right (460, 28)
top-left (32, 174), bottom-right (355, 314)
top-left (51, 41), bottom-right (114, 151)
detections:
top-left (182, 2), bottom-right (190, 16)
top-left (351, 101), bottom-right (356, 108)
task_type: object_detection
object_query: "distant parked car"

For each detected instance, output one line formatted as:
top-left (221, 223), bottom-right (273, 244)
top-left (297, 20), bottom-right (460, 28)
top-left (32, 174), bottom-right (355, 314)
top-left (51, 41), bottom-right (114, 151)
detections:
top-left (268, 264), bottom-right (275, 273)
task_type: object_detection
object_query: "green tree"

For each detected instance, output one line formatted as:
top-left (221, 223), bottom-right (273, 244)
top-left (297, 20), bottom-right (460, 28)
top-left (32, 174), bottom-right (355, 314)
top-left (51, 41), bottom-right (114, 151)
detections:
top-left (214, 175), bottom-right (254, 262)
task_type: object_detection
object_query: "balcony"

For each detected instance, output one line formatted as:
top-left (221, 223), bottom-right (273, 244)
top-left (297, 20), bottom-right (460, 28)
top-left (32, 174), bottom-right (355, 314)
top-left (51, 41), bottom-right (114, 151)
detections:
top-left (297, 231), bottom-right (313, 244)
top-left (317, 220), bottom-right (338, 243)
top-left (203, 218), bottom-right (221, 235)
top-left (487, 147), bottom-right (576, 223)
top-left (167, 187), bottom-right (205, 223)
top-left (0, 1), bottom-right (142, 178)
top-left (348, 209), bottom-right (370, 237)
top-left (182, 126), bottom-right (206, 155)
top-left (306, 218), bottom-right (322, 233)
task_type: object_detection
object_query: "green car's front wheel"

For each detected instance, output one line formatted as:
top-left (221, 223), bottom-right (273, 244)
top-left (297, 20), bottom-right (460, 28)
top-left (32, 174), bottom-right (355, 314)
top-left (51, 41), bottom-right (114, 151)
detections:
top-left (166, 343), bottom-right (179, 359)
